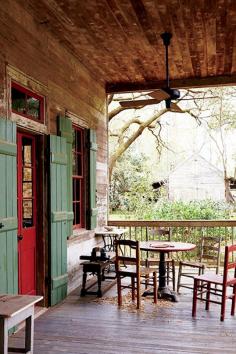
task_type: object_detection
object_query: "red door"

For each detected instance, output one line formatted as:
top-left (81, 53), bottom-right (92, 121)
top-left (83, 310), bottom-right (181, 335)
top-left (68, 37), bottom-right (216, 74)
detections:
top-left (17, 132), bottom-right (37, 295)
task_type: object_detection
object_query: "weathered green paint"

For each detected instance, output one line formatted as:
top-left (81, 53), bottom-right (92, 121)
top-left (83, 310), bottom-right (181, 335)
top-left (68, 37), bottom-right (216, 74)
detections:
top-left (0, 119), bottom-right (18, 295)
top-left (49, 135), bottom-right (68, 306)
top-left (89, 129), bottom-right (98, 230)
top-left (58, 115), bottom-right (73, 237)
top-left (0, 217), bottom-right (18, 233)
top-left (51, 274), bottom-right (68, 290)
top-left (51, 211), bottom-right (68, 222)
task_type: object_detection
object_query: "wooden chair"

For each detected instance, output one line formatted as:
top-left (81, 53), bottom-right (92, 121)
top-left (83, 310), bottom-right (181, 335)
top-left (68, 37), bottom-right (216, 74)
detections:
top-left (192, 244), bottom-right (236, 321)
top-left (145, 227), bottom-right (176, 291)
top-left (177, 234), bottom-right (221, 293)
top-left (115, 239), bottom-right (157, 309)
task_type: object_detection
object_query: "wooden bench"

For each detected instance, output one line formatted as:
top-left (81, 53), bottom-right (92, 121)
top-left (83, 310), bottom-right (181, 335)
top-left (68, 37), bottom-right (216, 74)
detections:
top-left (0, 294), bottom-right (43, 354)
top-left (80, 250), bottom-right (116, 297)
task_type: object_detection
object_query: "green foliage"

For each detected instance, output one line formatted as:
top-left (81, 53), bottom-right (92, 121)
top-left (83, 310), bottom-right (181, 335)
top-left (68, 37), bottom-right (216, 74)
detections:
top-left (153, 199), bottom-right (231, 220)
top-left (109, 149), bottom-right (158, 217)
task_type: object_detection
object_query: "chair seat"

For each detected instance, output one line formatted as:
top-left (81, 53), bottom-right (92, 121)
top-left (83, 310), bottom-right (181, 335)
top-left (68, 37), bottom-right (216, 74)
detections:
top-left (119, 265), bottom-right (157, 276)
top-left (146, 257), bottom-right (174, 263)
top-left (179, 260), bottom-right (205, 268)
top-left (195, 272), bottom-right (223, 284)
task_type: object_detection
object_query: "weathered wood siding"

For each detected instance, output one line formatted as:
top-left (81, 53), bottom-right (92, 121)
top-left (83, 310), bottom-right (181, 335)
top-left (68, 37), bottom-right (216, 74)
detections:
top-left (0, 1), bottom-right (108, 296)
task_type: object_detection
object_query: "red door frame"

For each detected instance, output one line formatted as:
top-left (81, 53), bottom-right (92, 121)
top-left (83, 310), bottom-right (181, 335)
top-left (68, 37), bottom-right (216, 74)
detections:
top-left (17, 131), bottom-right (37, 295)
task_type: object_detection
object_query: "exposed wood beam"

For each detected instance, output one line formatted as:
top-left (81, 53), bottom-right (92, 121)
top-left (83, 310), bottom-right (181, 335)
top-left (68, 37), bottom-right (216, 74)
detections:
top-left (106, 75), bottom-right (236, 93)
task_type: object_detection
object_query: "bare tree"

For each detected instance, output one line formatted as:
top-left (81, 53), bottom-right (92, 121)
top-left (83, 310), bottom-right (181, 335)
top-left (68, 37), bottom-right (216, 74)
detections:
top-left (108, 89), bottom-right (208, 179)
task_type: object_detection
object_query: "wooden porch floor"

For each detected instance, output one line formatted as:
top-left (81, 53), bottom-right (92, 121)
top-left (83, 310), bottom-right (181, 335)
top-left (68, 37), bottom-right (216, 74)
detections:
top-left (9, 283), bottom-right (236, 354)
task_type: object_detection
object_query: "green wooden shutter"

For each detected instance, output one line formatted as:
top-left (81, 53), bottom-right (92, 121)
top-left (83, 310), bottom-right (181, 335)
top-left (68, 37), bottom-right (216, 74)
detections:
top-left (49, 135), bottom-right (68, 306)
top-left (89, 129), bottom-right (98, 230)
top-left (58, 115), bottom-right (73, 237)
top-left (0, 119), bottom-right (18, 294)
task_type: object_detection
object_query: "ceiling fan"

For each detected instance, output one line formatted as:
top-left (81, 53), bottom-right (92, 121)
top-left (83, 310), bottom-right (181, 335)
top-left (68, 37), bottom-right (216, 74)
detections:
top-left (119, 32), bottom-right (183, 113)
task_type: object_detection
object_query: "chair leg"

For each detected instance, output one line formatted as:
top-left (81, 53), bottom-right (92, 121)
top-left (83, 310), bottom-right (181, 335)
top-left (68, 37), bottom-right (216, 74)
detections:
top-left (177, 262), bottom-right (182, 293)
top-left (192, 278), bottom-right (198, 317)
top-left (145, 274), bottom-right (149, 289)
top-left (153, 271), bottom-right (157, 304)
top-left (231, 284), bottom-right (236, 316)
top-left (221, 288), bottom-right (227, 322)
top-left (131, 277), bottom-right (135, 302)
top-left (136, 276), bottom-right (141, 309)
top-left (172, 260), bottom-right (176, 292)
top-left (205, 282), bottom-right (210, 310)
top-left (117, 275), bottom-right (122, 306)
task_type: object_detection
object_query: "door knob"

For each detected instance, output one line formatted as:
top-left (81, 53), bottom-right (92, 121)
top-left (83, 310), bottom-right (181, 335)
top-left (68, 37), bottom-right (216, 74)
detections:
top-left (17, 235), bottom-right (23, 241)
top-left (0, 223), bottom-right (4, 229)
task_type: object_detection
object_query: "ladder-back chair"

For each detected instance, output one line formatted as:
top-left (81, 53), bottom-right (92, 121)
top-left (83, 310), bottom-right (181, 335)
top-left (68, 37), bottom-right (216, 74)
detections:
top-left (115, 239), bottom-right (157, 309)
top-left (177, 234), bottom-right (221, 293)
top-left (192, 244), bottom-right (236, 321)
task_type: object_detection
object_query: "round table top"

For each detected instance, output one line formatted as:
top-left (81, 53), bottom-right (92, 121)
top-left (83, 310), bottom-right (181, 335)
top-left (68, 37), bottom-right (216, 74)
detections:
top-left (140, 241), bottom-right (196, 252)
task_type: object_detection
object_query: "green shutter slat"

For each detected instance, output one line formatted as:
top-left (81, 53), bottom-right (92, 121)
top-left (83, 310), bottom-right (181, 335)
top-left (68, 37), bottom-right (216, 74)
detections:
top-left (0, 217), bottom-right (18, 233)
top-left (0, 140), bottom-right (17, 156)
top-left (89, 129), bottom-right (98, 230)
top-left (51, 152), bottom-right (67, 165)
top-left (0, 119), bottom-right (18, 294)
top-left (58, 115), bottom-right (73, 237)
top-left (51, 211), bottom-right (68, 222)
top-left (51, 274), bottom-right (68, 290)
top-left (49, 134), bottom-right (68, 306)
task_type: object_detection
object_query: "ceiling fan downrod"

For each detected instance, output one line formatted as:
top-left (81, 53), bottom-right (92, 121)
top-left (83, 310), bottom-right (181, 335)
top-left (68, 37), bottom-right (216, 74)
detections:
top-left (160, 32), bottom-right (172, 89)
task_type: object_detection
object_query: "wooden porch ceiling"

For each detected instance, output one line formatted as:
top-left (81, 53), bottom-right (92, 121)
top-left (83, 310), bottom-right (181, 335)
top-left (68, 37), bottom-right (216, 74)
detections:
top-left (18, 0), bottom-right (236, 92)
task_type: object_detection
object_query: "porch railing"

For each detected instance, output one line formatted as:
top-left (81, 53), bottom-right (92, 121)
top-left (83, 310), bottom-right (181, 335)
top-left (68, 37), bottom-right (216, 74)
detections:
top-left (108, 220), bottom-right (236, 262)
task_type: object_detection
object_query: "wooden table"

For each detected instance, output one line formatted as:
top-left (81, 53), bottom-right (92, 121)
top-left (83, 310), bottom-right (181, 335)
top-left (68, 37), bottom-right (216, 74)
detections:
top-left (95, 228), bottom-right (127, 251)
top-left (0, 294), bottom-right (43, 354)
top-left (140, 241), bottom-right (196, 302)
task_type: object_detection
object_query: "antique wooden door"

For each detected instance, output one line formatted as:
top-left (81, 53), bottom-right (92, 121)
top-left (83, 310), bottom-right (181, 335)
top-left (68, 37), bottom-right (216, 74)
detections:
top-left (17, 132), bottom-right (37, 295)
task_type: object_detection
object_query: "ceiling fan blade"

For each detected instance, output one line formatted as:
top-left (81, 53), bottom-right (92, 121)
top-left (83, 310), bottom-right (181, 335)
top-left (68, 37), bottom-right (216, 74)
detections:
top-left (149, 89), bottom-right (170, 101)
top-left (169, 102), bottom-right (184, 113)
top-left (119, 98), bottom-right (163, 108)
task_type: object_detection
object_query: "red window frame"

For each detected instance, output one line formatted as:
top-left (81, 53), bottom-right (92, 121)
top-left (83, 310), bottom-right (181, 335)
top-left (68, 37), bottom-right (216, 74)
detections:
top-left (73, 126), bottom-right (85, 229)
top-left (11, 81), bottom-right (45, 123)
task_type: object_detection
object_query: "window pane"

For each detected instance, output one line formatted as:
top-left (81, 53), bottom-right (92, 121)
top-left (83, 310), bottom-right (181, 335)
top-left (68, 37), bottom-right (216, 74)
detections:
top-left (76, 130), bottom-right (82, 152)
top-left (27, 96), bottom-right (40, 119)
top-left (23, 168), bottom-right (32, 182)
top-left (23, 200), bottom-right (33, 227)
top-left (11, 84), bottom-right (44, 121)
top-left (23, 182), bottom-right (32, 198)
top-left (74, 202), bottom-right (80, 225)
top-left (76, 179), bottom-right (81, 201)
top-left (77, 155), bottom-right (82, 176)
top-left (22, 138), bottom-right (32, 166)
top-left (12, 87), bottom-right (26, 114)
top-left (72, 152), bottom-right (77, 176)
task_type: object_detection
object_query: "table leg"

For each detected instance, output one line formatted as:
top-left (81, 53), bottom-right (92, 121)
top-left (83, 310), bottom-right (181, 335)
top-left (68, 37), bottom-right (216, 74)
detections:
top-left (158, 252), bottom-right (178, 302)
top-left (25, 314), bottom-right (34, 353)
top-left (0, 317), bottom-right (8, 354)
